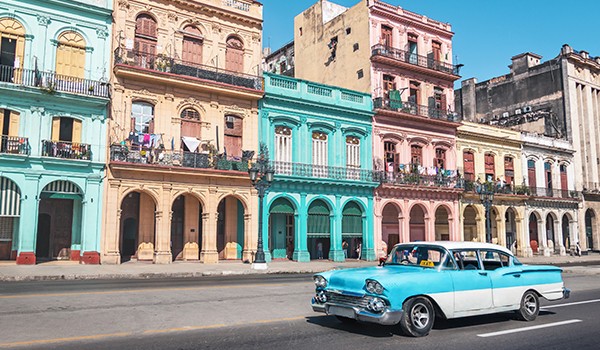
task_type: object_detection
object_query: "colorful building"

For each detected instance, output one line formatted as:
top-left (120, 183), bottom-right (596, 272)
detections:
top-left (0, 0), bottom-right (112, 264)
top-left (294, 0), bottom-right (463, 255)
top-left (260, 73), bottom-right (376, 262)
top-left (103, 0), bottom-right (263, 264)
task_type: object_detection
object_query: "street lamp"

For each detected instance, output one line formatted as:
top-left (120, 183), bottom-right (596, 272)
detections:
top-left (248, 143), bottom-right (274, 270)
top-left (477, 183), bottom-right (495, 243)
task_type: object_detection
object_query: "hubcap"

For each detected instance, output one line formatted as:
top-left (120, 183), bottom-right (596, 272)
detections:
top-left (411, 302), bottom-right (430, 329)
top-left (524, 294), bottom-right (537, 315)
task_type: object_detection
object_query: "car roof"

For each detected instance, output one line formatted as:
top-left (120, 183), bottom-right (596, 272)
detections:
top-left (393, 241), bottom-right (514, 256)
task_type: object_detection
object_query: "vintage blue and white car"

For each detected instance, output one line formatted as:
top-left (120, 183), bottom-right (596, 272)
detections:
top-left (311, 241), bottom-right (570, 337)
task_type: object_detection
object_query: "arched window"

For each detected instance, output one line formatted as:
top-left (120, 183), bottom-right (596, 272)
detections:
top-left (312, 131), bottom-right (328, 178)
top-left (180, 108), bottom-right (201, 147)
top-left (225, 36), bottom-right (244, 73)
top-left (560, 164), bottom-right (568, 196)
top-left (134, 14), bottom-right (157, 68)
top-left (182, 26), bottom-right (203, 65)
top-left (55, 32), bottom-right (86, 78)
top-left (463, 151), bottom-right (474, 181)
top-left (275, 126), bottom-right (292, 163)
top-left (527, 159), bottom-right (536, 188)
top-left (0, 18), bottom-right (26, 83)
top-left (346, 136), bottom-right (360, 168)
top-left (131, 102), bottom-right (154, 133)
top-left (504, 156), bottom-right (514, 186)
top-left (484, 153), bottom-right (495, 182)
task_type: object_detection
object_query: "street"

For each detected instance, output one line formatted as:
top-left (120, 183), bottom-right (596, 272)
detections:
top-left (0, 273), bottom-right (599, 349)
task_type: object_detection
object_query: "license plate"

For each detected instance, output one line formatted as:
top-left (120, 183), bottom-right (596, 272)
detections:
top-left (329, 306), bottom-right (355, 319)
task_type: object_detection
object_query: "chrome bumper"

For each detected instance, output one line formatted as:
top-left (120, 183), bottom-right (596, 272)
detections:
top-left (563, 287), bottom-right (571, 299)
top-left (311, 299), bottom-right (403, 326)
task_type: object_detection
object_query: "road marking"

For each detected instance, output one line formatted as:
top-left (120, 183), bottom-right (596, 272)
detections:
top-left (541, 298), bottom-right (600, 309)
top-left (0, 332), bottom-right (132, 348)
top-left (0, 316), bottom-right (307, 348)
top-left (0, 282), bottom-right (293, 300)
top-left (477, 319), bottom-right (582, 338)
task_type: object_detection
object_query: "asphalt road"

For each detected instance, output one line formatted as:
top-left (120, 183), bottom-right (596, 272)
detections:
top-left (0, 273), bottom-right (599, 349)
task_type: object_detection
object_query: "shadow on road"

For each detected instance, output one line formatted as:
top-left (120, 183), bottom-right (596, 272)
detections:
top-left (433, 310), bottom-right (557, 330)
top-left (305, 315), bottom-right (398, 338)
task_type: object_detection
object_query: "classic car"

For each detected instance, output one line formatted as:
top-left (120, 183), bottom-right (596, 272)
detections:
top-left (311, 241), bottom-right (570, 337)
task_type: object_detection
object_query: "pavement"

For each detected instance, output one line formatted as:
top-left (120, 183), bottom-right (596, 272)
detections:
top-left (1, 253), bottom-right (599, 282)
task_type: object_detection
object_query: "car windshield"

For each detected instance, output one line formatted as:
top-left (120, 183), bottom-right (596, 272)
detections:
top-left (386, 244), bottom-right (449, 268)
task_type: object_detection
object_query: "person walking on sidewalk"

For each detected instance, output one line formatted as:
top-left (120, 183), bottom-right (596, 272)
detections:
top-left (576, 241), bottom-right (582, 257)
top-left (342, 240), bottom-right (348, 259)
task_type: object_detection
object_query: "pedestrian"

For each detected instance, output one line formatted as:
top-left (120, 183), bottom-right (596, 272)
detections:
top-left (317, 241), bottom-right (323, 260)
top-left (356, 242), bottom-right (362, 260)
top-left (342, 240), bottom-right (348, 259)
top-left (379, 240), bottom-right (388, 266)
top-left (576, 241), bottom-right (582, 257)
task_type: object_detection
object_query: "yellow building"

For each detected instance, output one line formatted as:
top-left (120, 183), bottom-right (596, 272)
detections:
top-left (102, 0), bottom-right (263, 264)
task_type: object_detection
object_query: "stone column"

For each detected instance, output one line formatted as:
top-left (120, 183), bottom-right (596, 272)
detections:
top-left (153, 208), bottom-right (172, 264)
top-left (200, 202), bottom-right (219, 263)
top-left (15, 175), bottom-right (41, 265)
top-left (330, 195), bottom-right (344, 262)
top-left (102, 183), bottom-right (121, 264)
top-left (363, 197), bottom-right (376, 261)
top-left (293, 193), bottom-right (310, 262)
top-left (243, 213), bottom-right (255, 262)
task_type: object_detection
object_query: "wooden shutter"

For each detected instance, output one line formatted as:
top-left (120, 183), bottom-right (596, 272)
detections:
top-left (528, 161), bottom-right (536, 188)
top-left (485, 154), bottom-right (495, 179)
top-left (224, 135), bottom-right (242, 157)
top-left (148, 118), bottom-right (155, 134)
top-left (381, 26), bottom-right (392, 46)
top-left (72, 119), bottom-right (82, 143)
top-left (226, 37), bottom-right (244, 73)
top-left (560, 166), bottom-right (568, 192)
top-left (51, 117), bottom-right (60, 141)
top-left (130, 116), bottom-right (135, 132)
top-left (181, 120), bottom-right (201, 138)
top-left (440, 92), bottom-right (447, 112)
top-left (182, 37), bottom-right (203, 65)
top-left (7, 111), bottom-right (19, 136)
top-left (463, 152), bottom-right (474, 180)
top-left (432, 41), bottom-right (441, 61)
top-left (55, 44), bottom-right (67, 76)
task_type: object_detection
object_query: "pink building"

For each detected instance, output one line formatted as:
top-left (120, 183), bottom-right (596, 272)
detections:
top-left (295, 0), bottom-right (463, 254)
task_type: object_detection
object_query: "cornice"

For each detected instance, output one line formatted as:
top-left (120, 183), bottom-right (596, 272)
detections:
top-left (369, 8), bottom-right (454, 40)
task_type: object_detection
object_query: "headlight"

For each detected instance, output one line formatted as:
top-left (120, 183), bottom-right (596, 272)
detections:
top-left (365, 279), bottom-right (384, 294)
top-left (314, 275), bottom-right (328, 288)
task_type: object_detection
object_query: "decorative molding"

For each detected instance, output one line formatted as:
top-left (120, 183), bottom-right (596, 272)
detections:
top-left (118, 0), bottom-right (130, 9)
top-left (30, 106), bottom-right (45, 114)
top-left (90, 114), bottom-right (104, 121)
top-left (164, 93), bottom-right (175, 102)
top-left (36, 15), bottom-right (50, 26)
top-left (167, 12), bottom-right (178, 22)
top-left (96, 27), bottom-right (109, 39)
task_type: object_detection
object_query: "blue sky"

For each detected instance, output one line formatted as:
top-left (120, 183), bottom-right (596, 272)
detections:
top-left (262, 0), bottom-right (600, 85)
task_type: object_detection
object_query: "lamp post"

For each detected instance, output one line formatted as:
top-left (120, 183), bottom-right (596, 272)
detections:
top-left (478, 183), bottom-right (495, 243)
top-left (248, 143), bottom-right (274, 269)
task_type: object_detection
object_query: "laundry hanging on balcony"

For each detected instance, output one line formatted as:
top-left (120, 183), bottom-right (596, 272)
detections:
top-left (127, 132), bottom-right (163, 148)
top-left (389, 89), bottom-right (403, 109)
top-left (181, 136), bottom-right (201, 153)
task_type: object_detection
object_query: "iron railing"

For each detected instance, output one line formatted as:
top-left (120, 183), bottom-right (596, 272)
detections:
top-left (109, 145), bottom-right (253, 171)
top-left (41, 140), bottom-right (92, 160)
top-left (271, 161), bottom-right (379, 183)
top-left (0, 135), bottom-right (29, 155)
top-left (373, 97), bottom-right (460, 122)
top-left (0, 64), bottom-right (109, 98)
top-left (371, 44), bottom-right (460, 76)
top-left (114, 48), bottom-right (263, 91)
top-left (381, 170), bottom-right (459, 188)
top-left (463, 180), bottom-right (580, 199)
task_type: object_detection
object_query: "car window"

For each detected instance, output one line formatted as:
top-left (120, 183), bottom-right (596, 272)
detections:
top-left (480, 250), bottom-right (505, 270)
top-left (387, 244), bottom-right (448, 268)
top-left (452, 249), bottom-right (481, 270)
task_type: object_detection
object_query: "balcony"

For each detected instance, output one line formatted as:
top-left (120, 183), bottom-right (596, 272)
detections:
top-left (271, 161), bottom-right (379, 183)
top-left (113, 48), bottom-right (263, 91)
top-left (373, 98), bottom-right (460, 122)
top-left (109, 145), bottom-right (253, 172)
top-left (0, 136), bottom-right (29, 155)
top-left (41, 140), bottom-right (92, 160)
top-left (371, 44), bottom-right (461, 80)
top-left (380, 167), bottom-right (459, 189)
top-left (0, 64), bottom-right (110, 98)
top-left (463, 180), bottom-right (580, 200)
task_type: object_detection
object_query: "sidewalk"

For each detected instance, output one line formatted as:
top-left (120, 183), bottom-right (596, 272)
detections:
top-left (1, 254), bottom-right (599, 282)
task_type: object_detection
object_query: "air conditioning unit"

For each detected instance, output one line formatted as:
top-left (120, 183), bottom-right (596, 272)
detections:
top-left (226, 116), bottom-right (236, 123)
top-left (524, 106), bottom-right (532, 112)
top-left (502, 112), bottom-right (509, 118)
top-left (515, 108), bottom-right (522, 115)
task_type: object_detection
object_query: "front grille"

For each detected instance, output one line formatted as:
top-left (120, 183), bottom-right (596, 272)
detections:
top-left (325, 292), bottom-right (369, 308)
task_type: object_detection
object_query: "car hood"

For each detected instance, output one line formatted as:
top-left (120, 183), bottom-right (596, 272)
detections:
top-left (321, 265), bottom-right (435, 294)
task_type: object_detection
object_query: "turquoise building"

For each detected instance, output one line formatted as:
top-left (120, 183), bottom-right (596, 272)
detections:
top-left (0, 0), bottom-right (112, 264)
top-left (260, 73), bottom-right (378, 262)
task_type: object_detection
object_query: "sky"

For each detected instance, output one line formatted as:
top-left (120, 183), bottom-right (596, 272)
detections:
top-left (262, 0), bottom-right (600, 86)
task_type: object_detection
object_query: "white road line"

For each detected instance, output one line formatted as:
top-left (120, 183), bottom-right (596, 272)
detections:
top-left (541, 299), bottom-right (600, 309)
top-left (477, 319), bottom-right (582, 338)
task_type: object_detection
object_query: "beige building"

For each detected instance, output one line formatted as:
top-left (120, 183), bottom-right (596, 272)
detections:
top-left (103, 0), bottom-right (264, 264)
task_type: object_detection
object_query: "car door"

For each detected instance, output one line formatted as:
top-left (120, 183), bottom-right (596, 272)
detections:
top-left (450, 249), bottom-right (493, 314)
top-left (482, 250), bottom-right (524, 308)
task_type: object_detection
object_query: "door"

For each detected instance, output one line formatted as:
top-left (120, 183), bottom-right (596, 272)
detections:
top-left (0, 37), bottom-right (16, 82)
top-left (182, 36), bottom-right (203, 65)
top-left (381, 25), bottom-right (392, 47)
top-left (36, 214), bottom-right (51, 259)
top-left (225, 37), bottom-right (244, 73)
top-left (463, 151), bottom-right (475, 181)
top-left (450, 250), bottom-right (493, 314)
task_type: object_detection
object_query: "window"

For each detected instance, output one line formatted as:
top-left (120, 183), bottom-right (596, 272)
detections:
top-left (381, 25), bottom-right (392, 47)
top-left (134, 14), bottom-right (157, 69)
top-left (409, 81), bottom-right (420, 105)
top-left (346, 27), bottom-right (352, 35)
top-left (435, 148), bottom-right (446, 169)
top-left (182, 26), bottom-right (203, 65)
top-left (485, 153), bottom-right (495, 182)
top-left (328, 36), bottom-right (338, 59)
top-left (452, 250), bottom-right (481, 270)
top-left (407, 33), bottom-right (418, 64)
top-left (131, 102), bottom-right (154, 133)
top-left (353, 43), bottom-right (359, 52)
top-left (55, 32), bottom-right (86, 78)
top-left (224, 115), bottom-right (242, 157)
top-left (225, 36), bottom-right (244, 73)
top-left (504, 156), bottom-right (514, 186)
top-left (180, 108), bottom-right (201, 147)
top-left (560, 164), bottom-right (568, 194)
top-left (411, 145), bottom-right (422, 166)
top-left (0, 18), bottom-right (26, 74)
top-left (480, 250), bottom-right (510, 271)
top-left (463, 151), bottom-right (474, 181)
top-left (384, 141), bottom-right (398, 172)
top-left (432, 41), bottom-right (442, 62)
top-left (51, 117), bottom-right (82, 143)
top-left (545, 162), bottom-right (552, 190)
top-left (434, 87), bottom-right (446, 111)
top-left (528, 159), bottom-right (537, 188)
top-left (356, 69), bottom-right (363, 79)
top-left (275, 126), bottom-right (292, 164)
top-left (346, 136), bottom-right (360, 168)
top-left (0, 108), bottom-right (19, 137)
top-left (312, 131), bottom-right (328, 177)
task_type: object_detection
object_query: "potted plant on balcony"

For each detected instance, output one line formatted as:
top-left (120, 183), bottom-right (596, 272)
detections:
top-left (88, 85), bottom-right (95, 93)
top-left (156, 54), bottom-right (171, 72)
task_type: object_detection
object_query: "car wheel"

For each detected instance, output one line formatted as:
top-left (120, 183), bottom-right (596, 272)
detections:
top-left (516, 290), bottom-right (539, 321)
top-left (399, 296), bottom-right (435, 337)
top-left (335, 315), bottom-right (356, 324)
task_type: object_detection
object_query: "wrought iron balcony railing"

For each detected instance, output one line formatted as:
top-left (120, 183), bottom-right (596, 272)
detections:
top-left (109, 145), bottom-right (254, 172)
top-left (0, 64), bottom-right (110, 98)
top-left (463, 180), bottom-right (580, 199)
top-left (271, 161), bottom-right (379, 183)
top-left (373, 97), bottom-right (460, 122)
top-left (114, 48), bottom-right (263, 91)
top-left (0, 135), bottom-right (29, 155)
top-left (381, 169), bottom-right (459, 188)
top-left (41, 140), bottom-right (92, 160)
top-left (371, 44), bottom-right (461, 76)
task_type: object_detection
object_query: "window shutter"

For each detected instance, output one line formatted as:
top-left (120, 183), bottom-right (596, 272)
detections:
top-left (130, 116), bottom-right (136, 132)
top-left (72, 119), bottom-right (82, 143)
top-left (55, 45), bottom-right (67, 76)
top-left (148, 118), bottom-right (155, 134)
top-left (8, 111), bottom-right (19, 136)
top-left (51, 117), bottom-right (61, 141)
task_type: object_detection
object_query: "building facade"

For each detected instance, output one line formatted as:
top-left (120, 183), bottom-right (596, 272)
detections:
top-left (456, 44), bottom-right (598, 252)
top-left (260, 73), bottom-right (377, 262)
top-left (294, 0), bottom-right (463, 255)
top-left (103, 0), bottom-right (263, 264)
top-left (0, 0), bottom-right (112, 264)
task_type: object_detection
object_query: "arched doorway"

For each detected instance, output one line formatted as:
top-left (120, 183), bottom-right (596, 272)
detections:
top-left (505, 208), bottom-right (517, 251)
top-left (268, 197), bottom-right (295, 260)
top-left (529, 213), bottom-right (540, 254)
top-left (307, 199), bottom-right (331, 260)
top-left (409, 204), bottom-right (426, 241)
top-left (585, 209), bottom-right (595, 250)
top-left (0, 176), bottom-right (21, 260)
top-left (546, 213), bottom-right (558, 254)
top-left (37, 180), bottom-right (83, 262)
top-left (171, 194), bottom-right (203, 261)
top-left (562, 214), bottom-right (571, 252)
top-left (119, 191), bottom-right (156, 262)
top-left (463, 205), bottom-right (478, 242)
top-left (342, 201), bottom-right (364, 260)
top-left (434, 206), bottom-right (450, 241)
top-left (217, 196), bottom-right (245, 260)
top-left (382, 203), bottom-right (400, 253)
